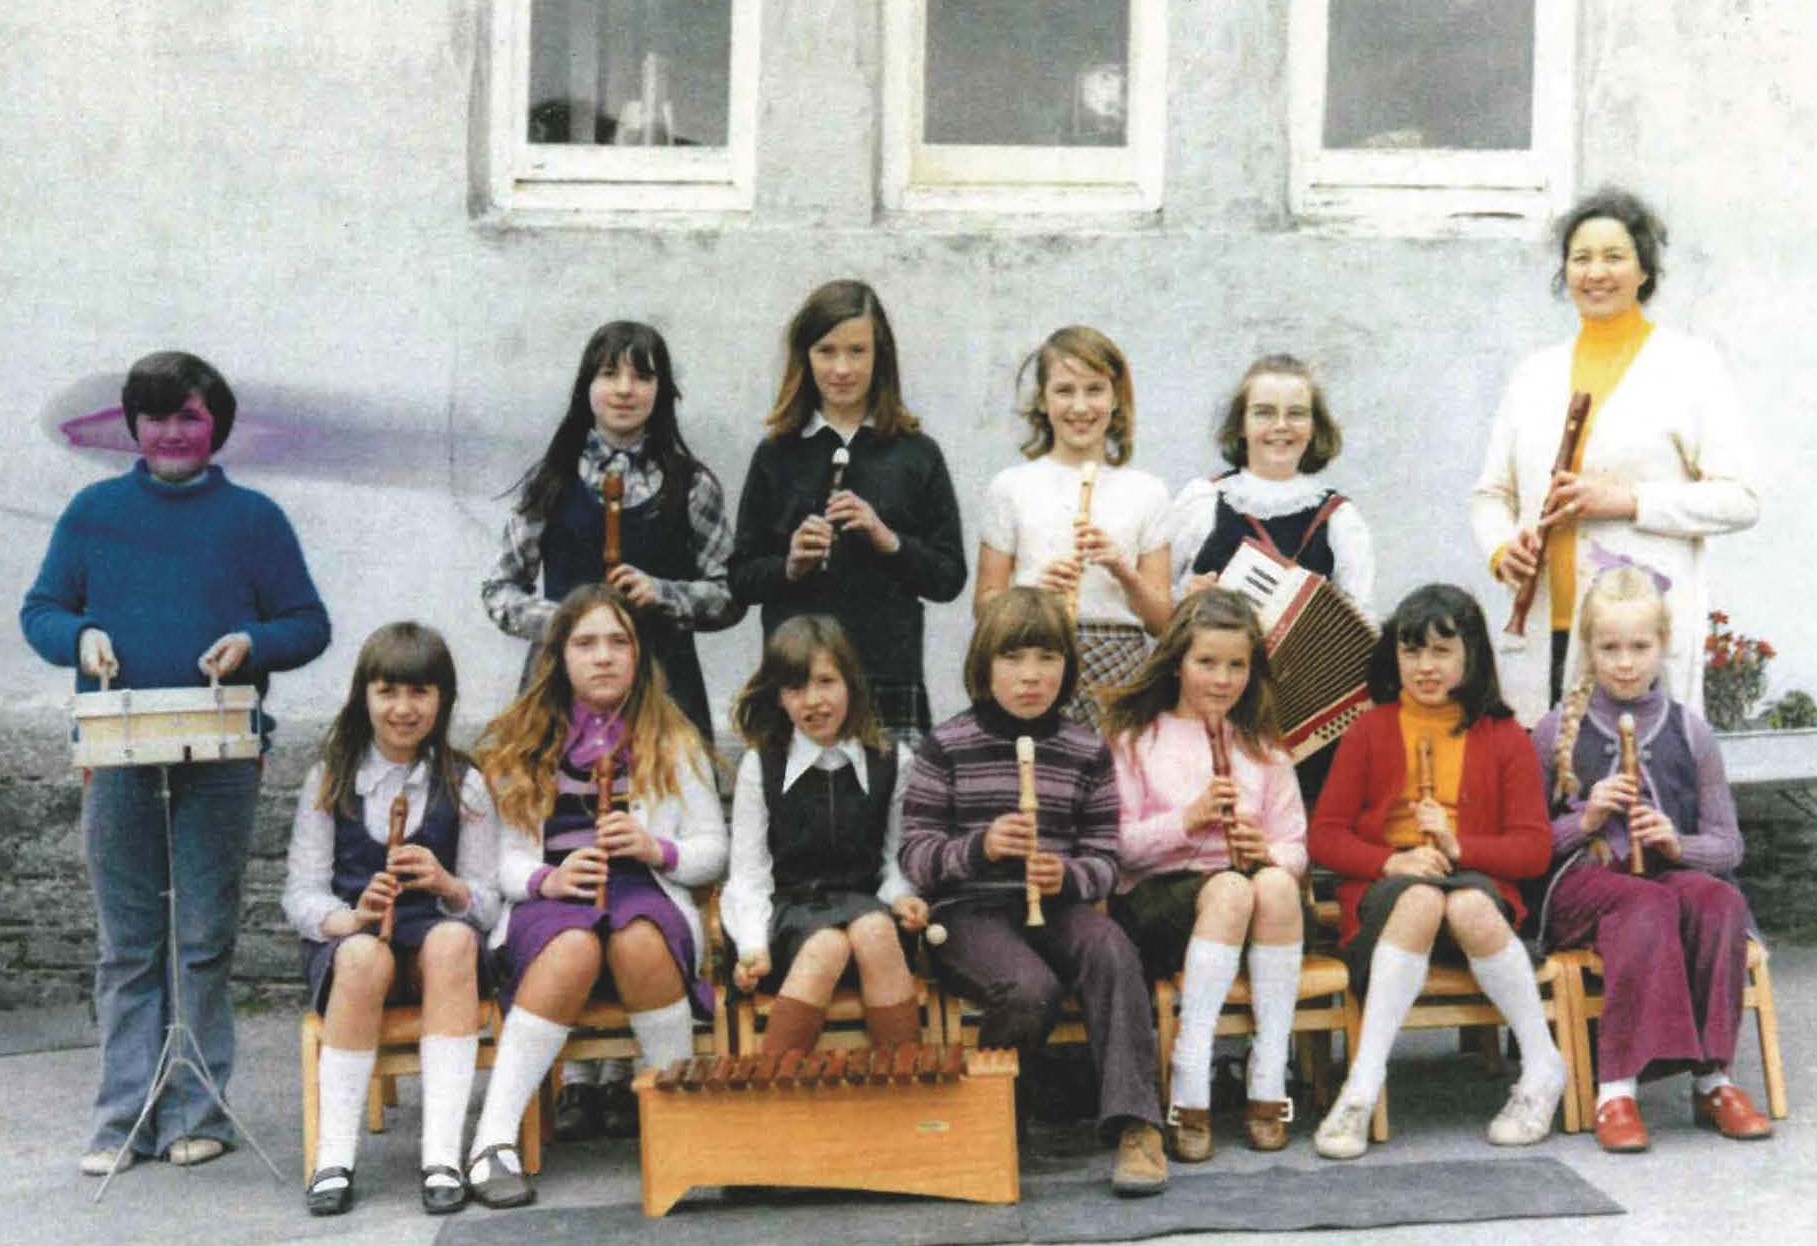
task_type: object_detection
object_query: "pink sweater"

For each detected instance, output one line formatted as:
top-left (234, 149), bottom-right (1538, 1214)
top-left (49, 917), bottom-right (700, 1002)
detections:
top-left (1113, 713), bottom-right (1308, 891)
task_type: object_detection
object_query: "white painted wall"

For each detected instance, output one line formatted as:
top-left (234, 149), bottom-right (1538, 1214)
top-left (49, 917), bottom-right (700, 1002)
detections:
top-left (4, 1), bottom-right (1812, 741)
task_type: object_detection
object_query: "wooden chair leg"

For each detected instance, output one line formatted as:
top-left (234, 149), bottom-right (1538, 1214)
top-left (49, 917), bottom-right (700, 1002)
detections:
top-left (383, 1072), bottom-right (400, 1107)
top-left (522, 1083), bottom-right (545, 1175)
top-left (300, 1017), bottom-right (321, 1183)
top-left (1153, 980), bottom-right (1178, 1110)
top-left (1749, 951), bottom-right (1789, 1119)
top-left (366, 1078), bottom-right (387, 1134)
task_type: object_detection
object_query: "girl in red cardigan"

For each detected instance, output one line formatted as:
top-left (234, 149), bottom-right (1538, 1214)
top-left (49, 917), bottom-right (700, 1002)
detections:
top-left (1308, 584), bottom-right (1565, 1159)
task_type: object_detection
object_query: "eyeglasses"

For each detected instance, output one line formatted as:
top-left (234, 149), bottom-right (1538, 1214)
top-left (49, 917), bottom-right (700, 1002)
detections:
top-left (1245, 407), bottom-right (1313, 427)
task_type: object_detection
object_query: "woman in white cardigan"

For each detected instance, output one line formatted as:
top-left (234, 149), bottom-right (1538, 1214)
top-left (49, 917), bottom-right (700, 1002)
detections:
top-left (1471, 187), bottom-right (1759, 724)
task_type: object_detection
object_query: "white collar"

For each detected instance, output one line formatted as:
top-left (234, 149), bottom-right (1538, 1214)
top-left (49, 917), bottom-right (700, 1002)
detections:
top-left (354, 745), bottom-right (430, 798)
top-left (801, 410), bottom-right (870, 443)
top-left (782, 730), bottom-right (870, 793)
top-left (1219, 469), bottom-right (1329, 520)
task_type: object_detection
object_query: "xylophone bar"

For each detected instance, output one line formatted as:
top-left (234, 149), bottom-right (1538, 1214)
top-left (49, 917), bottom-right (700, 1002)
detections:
top-left (653, 1044), bottom-right (983, 1093)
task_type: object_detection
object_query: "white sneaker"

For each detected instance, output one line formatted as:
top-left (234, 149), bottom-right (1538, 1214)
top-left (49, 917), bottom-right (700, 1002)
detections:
top-left (1313, 1100), bottom-right (1372, 1160)
top-left (79, 1147), bottom-right (138, 1177)
top-left (166, 1137), bottom-right (227, 1166)
top-left (1487, 1079), bottom-right (1563, 1147)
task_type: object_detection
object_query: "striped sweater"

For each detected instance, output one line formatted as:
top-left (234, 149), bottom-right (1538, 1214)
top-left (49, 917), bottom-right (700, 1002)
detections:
top-left (899, 703), bottom-right (1121, 904)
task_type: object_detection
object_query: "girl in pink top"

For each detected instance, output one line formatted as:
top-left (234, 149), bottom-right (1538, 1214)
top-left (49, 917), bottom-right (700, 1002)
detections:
top-left (1102, 588), bottom-right (1306, 1162)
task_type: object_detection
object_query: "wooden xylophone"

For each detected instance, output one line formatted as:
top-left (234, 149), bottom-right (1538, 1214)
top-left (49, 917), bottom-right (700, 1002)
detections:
top-left (633, 1044), bottom-right (1019, 1216)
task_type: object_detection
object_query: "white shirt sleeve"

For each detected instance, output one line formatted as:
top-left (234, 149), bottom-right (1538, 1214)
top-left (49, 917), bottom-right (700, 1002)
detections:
top-left (719, 749), bottom-right (775, 955)
top-left (446, 768), bottom-right (503, 931)
top-left (1326, 498), bottom-right (1377, 619)
top-left (282, 763), bottom-right (346, 942)
top-left (875, 742), bottom-right (916, 906)
top-left (1166, 477), bottom-right (1222, 594)
top-left (977, 467), bottom-right (1019, 555)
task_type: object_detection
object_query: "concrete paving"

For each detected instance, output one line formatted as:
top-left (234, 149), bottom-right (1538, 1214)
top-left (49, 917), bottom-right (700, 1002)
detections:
top-left (3, 946), bottom-right (1812, 1246)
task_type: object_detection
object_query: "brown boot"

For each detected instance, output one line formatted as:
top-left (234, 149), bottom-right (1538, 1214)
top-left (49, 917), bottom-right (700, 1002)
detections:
top-left (864, 997), bottom-right (922, 1054)
top-left (1244, 1099), bottom-right (1293, 1152)
top-left (761, 995), bottom-right (827, 1056)
top-left (1165, 1106), bottom-right (1213, 1162)
top-left (1111, 1122), bottom-right (1168, 1197)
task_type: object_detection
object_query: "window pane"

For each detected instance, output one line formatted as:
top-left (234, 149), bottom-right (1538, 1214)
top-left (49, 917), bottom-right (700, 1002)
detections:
top-left (1323, 0), bottom-right (1533, 150)
top-left (924, 1), bottom-right (1129, 147)
top-left (527, 0), bottom-right (731, 146)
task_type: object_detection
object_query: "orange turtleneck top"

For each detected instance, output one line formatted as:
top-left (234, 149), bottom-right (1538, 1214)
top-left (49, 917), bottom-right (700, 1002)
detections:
top-left (1549, 305), bottom-right (1655, 629)
top-left (1380, 694), bottom-right (1466, 848)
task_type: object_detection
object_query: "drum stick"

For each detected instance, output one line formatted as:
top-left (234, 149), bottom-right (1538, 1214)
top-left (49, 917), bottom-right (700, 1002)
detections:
top-left (603, 462), bottom-right (625, 574)
top-left (1066, 461), bottom-right (1098, 620)
top-left (820, 446), bottom-right (849, 572)
top-left (1618, 712), bottom-right (1645, 875)
top-left (1416, 734), bottom-right (1438, 850)
top-left (1017, 736), bottom-right (1044, 927)
top-left (379, 789), bottom-right (408, 942)
top-left (593, 752), bottom-right (616, 911)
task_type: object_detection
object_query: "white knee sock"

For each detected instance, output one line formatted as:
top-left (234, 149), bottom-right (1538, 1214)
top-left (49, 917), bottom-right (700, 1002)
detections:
top-left (560, 1058), bottom-right (601, 1087)
top-left (471, 1008), bottom-right (569, 1159)
top-left (628, 999), bottom-right (695, 1072)
top-left (419, 1033), bottom-right (478, 1179)
top-left (315, 1046), bottom-right (377, 1176)
top-left (1340, 943), bottom-right (1430, 1107)
top-left (1597, 1076), bottom-right (1639, 1109)
top-left (1171, 938), bottom-right (1243, 1110)
top-left (1246, 942), bottom-right (1302, 1103)
top-left (1468, 942), bottom-right (1566, 1093)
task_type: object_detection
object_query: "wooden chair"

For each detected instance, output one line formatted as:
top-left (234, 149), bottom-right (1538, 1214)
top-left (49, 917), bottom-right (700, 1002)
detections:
top-left (1554, 936), bottom-right (1786, 1127)
top-left (1152, 951), bottom-right (1359, 1111)
top-left (733, 978), bottom-right (943, 1053)
top-left (299, 1001), bottom-right (517, 1181)
top-left (1352, 955), bottom-right (1580, 1141)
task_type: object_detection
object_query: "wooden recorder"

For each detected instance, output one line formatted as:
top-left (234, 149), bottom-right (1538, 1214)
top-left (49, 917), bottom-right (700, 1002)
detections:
top-left (635, 1045), bottom-right (1019, 1215)
top-left (593, 751), bottom-right (621, 911)
top-left (1617, 712), bottom-right (1645, 875)
top-left (1066, 461), bottom-right (1097, 619)
top-left (1205, 718), bottom-right (1250, 873)
top-left (602, 463), bottom-right (625, 573)
top-left (1016, 735), bottom-right (1043, 927)
top-left (1506, 391), bottom-right (1591, 637)
top-left (378, 790), bottom-right (408, 942)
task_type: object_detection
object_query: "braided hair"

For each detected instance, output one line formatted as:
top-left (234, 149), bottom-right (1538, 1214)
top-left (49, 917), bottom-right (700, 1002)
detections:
top-left (1550, 565), bottom-right (1671, 804)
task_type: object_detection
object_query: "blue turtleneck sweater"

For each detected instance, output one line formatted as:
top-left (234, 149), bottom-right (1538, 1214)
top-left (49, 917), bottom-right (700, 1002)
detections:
top-left (21, 460), bottom-right (331, 706)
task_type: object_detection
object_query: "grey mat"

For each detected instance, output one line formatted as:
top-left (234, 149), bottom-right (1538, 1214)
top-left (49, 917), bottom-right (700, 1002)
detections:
top-left (434, 1156), bottom-right (1621, 1245)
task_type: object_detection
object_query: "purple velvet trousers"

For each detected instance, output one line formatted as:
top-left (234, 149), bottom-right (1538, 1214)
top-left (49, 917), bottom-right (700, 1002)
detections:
top-left (1546, 862), bottom-right (1749, 1082)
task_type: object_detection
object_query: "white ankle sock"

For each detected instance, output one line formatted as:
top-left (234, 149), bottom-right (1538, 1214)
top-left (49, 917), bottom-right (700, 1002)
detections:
top-left (1597, 1077), bottom-right (1639, 1109)
top-left (471, 1008), bottom-right (568, 1159)
top-left (1171, 938), bottom-right (1243, 1110)
top-left (1467, 942), bottom-right (1566, 1094)
top-left (1340, 942), bottom-right (1430, 1107)
top-left (561, 1058), bottom-right (601, 1087)
top-left (601, 1057), bottom-right (634, 1085)
top-left (628, 999), bottom-right (695, 1071)
top-left (315, 1045), bottom-right (377, 1175)
top-left (419, 1032), bottom-right (478, 1176)
top-left (1246, 942), bottom-right (1302, 1103)
top-left (1693, 1069), bottom-right (1732, 1096)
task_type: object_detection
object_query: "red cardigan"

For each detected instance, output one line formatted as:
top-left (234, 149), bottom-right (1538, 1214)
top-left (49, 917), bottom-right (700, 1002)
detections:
top-left (1309, 703), bottom-right (1552, 947)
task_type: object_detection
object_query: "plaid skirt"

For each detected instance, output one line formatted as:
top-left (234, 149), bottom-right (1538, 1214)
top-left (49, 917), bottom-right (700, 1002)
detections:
top-left (1064, 622), bottom-right (1150, 729)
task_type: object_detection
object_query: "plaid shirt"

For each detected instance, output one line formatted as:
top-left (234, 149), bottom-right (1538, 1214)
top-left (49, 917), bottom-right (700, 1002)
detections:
top-left (481, 431), bottom-right (741, 642)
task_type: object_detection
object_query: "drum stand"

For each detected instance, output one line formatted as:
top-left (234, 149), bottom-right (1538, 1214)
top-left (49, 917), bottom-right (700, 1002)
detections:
top-left (94, 764), bottom-right (284, 1200)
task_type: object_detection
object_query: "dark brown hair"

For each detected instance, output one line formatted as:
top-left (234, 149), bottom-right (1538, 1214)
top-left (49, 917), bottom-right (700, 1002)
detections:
top-left (963, 587), bottom-right (1079, 708)
top-left (764, 280), bottom-right (918, 440)
top-left (731, 614), bottom-right (887, 753)
top-left (1213, 354), bottom-right (1341, 475)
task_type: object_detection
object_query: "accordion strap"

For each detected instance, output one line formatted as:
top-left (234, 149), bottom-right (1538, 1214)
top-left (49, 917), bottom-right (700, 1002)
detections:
top-left (1241, 492), bottom-right (1348, 563)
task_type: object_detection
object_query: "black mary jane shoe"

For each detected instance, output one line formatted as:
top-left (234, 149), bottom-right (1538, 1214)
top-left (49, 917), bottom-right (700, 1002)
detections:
top-left (305, 1166), bottom-right (354, 1216)
top-left (466, 1143), bottom-right (534, 1210)
top-left (420, 1163), bottom-right (468, 1215)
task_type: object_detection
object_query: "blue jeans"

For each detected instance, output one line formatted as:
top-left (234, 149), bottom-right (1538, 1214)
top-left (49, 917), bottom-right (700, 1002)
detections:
top-left (82, 759), bottom-right (260, 1154)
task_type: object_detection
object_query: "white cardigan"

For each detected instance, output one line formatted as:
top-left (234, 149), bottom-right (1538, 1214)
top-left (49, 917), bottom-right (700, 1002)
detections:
top-left (1470, 324), bottom-right (1759, 723)
top-left (490, 756), bottom-right (728, 963)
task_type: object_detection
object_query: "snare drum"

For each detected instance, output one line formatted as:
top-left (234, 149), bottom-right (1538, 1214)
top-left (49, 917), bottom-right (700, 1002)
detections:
top-left (71, 683), bottom-right (262, 769)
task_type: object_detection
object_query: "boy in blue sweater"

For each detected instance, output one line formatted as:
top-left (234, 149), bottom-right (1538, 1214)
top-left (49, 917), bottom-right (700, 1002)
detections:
top-left (21, 351), bottom-right (331, 1177)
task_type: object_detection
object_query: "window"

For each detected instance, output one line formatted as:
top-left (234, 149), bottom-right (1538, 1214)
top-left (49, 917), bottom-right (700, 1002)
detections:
top-left (882, 0), bottom-right (1167, 215)
top-left (1289, 0), bottom-right (1576, 235)
top-left (483, 0), bottom-right (759, 218)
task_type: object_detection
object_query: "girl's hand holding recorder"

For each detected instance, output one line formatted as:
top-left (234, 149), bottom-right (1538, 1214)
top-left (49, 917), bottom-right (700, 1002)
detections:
top-left (543, 846), bottom-right (610, 900)
top-left (596, 808), bottom-right (662, 866)
top-left (1382, 843), bottom-right (1452, 879)
top-left (784, 514), bottom-right (836, 580)
top-left (388, 842), bottom-right (462, 904)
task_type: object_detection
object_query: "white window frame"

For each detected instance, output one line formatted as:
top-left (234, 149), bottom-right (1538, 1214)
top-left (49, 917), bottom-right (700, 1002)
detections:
top-left (483, 0), bottom-right (760, 219)
top-left (1288, 0), bottom-right (1576, 236)
top-left (881, 0), bottom-right (1167, 216)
